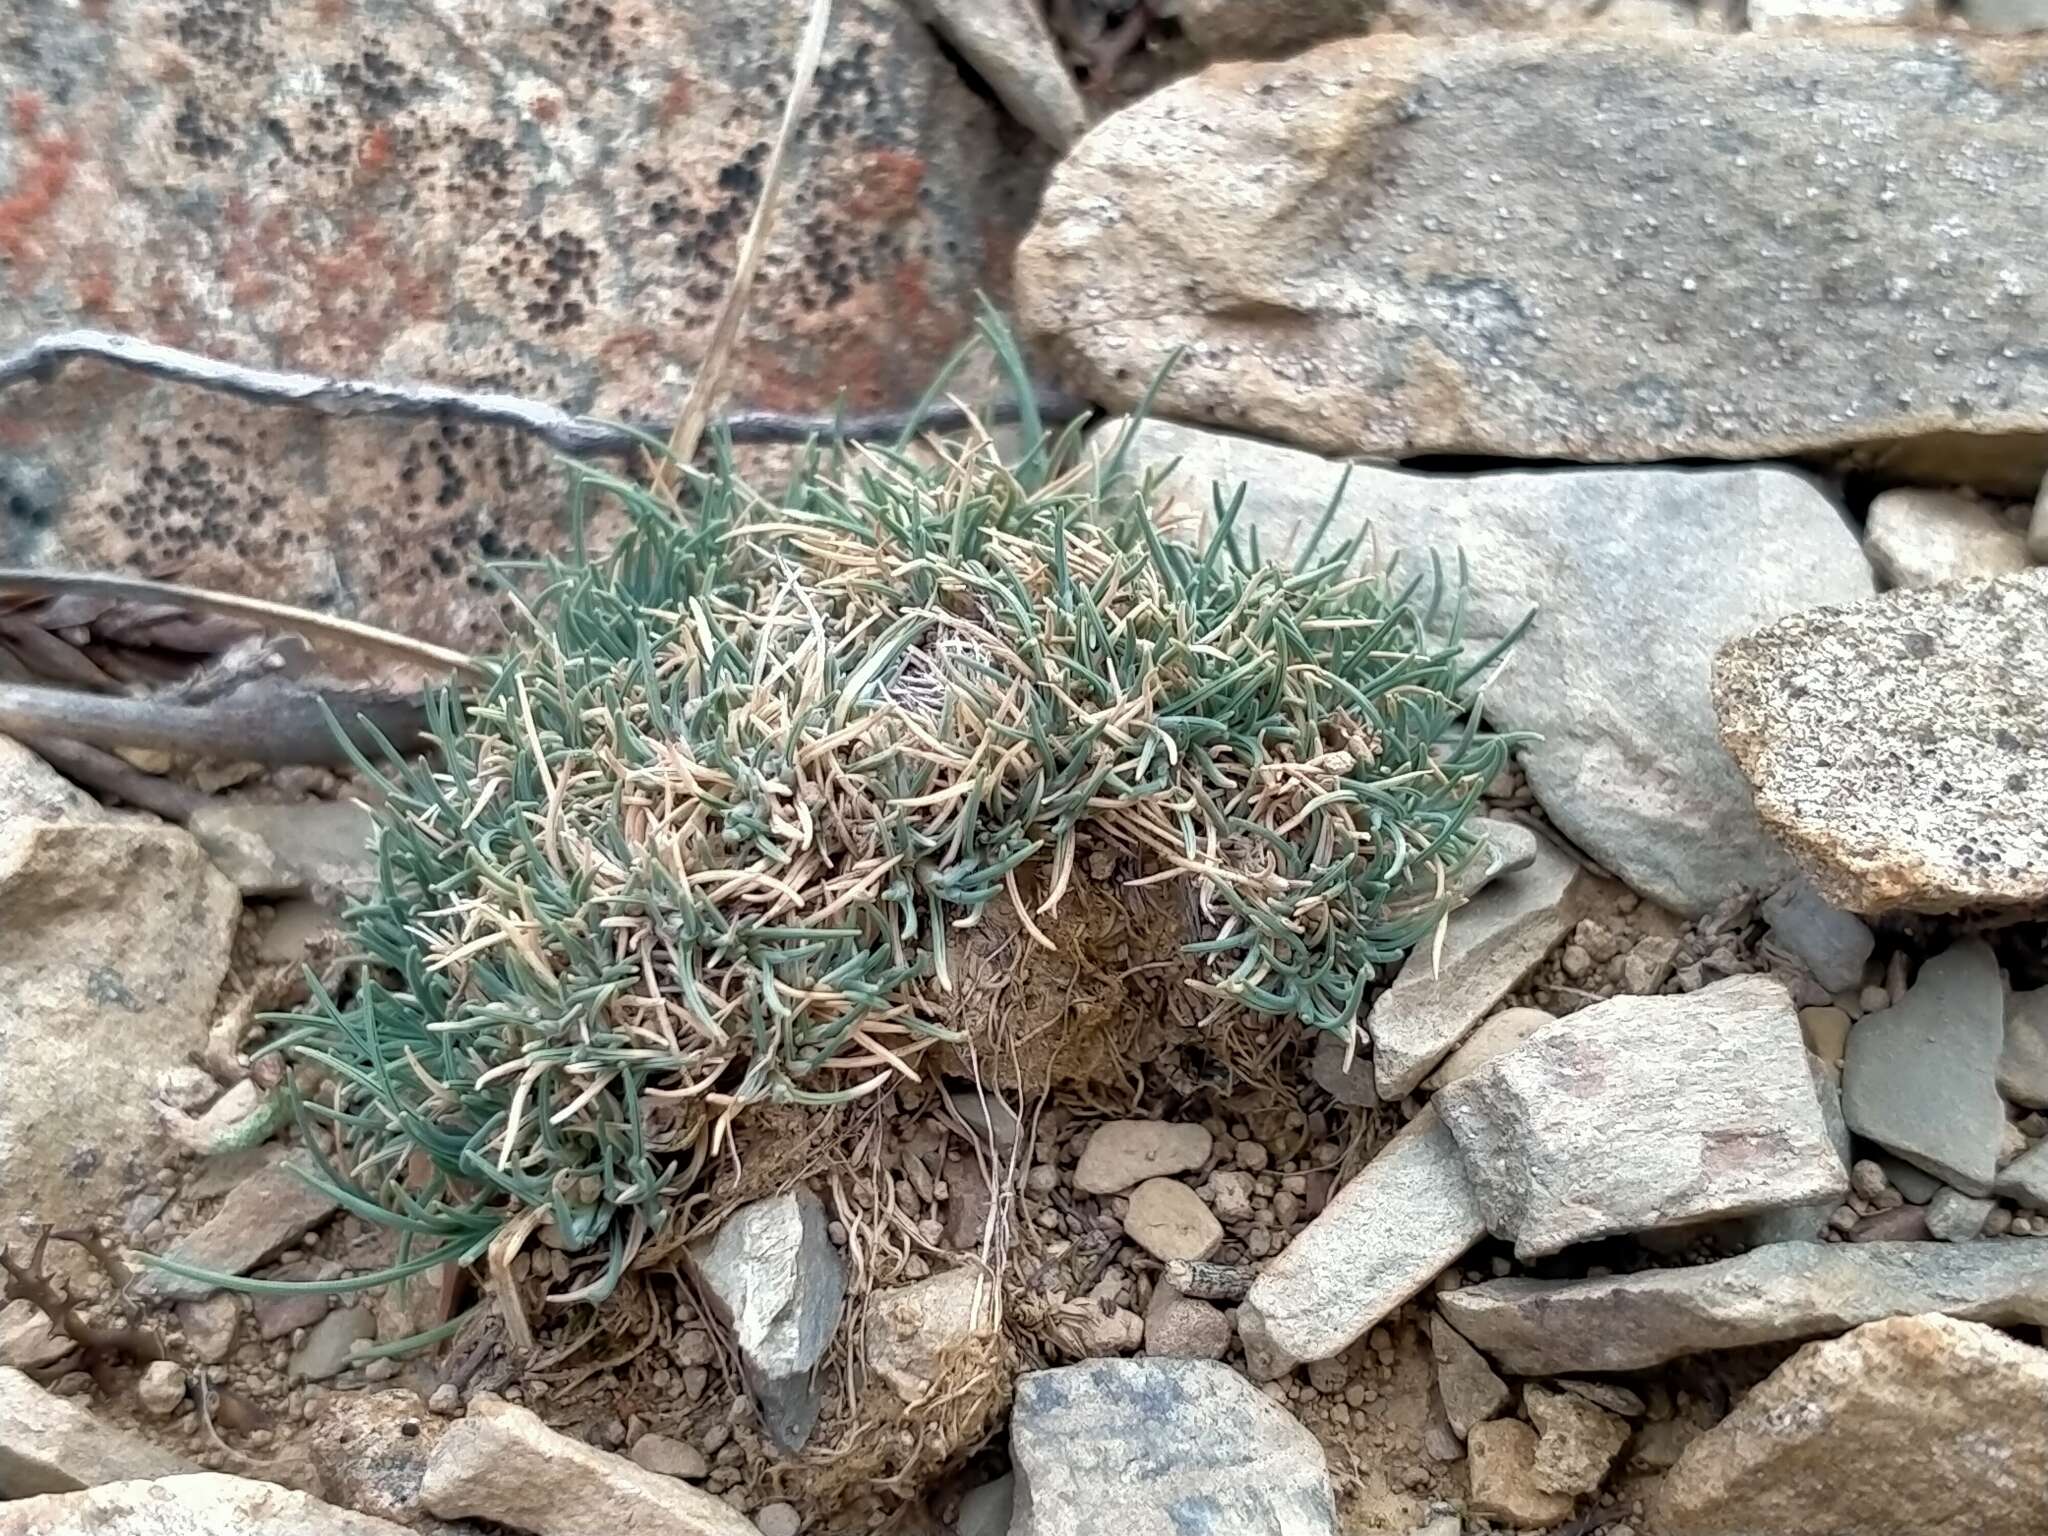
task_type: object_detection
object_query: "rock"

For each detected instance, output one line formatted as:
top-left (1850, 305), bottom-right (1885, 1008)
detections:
top-left (0, 1300), bottom-right (70, 1372)
top-left (2, 5), bottom-right (1043, 652)
top-left (1309, 1030), bottom-right (1380, 1107)
top-left (1714, 569), bottom-right (2048, 914)
top-left (1843, 940), bottom-right (2006, 1197)
top-left (2002, 988), bottom-right (2048, 1109)
top-left (1179, 0), bottom-right (1704, 61)
top-left (1621, 934), bottom-right (1681, 995)
top-left (1369, 840), bottom-right (1594, 1097)
top-left (946, 1088), bottom-right (1020, 1151)
top-left (1761, 879), bottom-right (1874, 994)
top-left (1075, 1305), bottom-right (1146, 1358)
top-left (1997, 1143), bottom-right (2048, 1210)
top-left (1865, 489), bottom-right (2032, 591)
top-left (1437, 1240), bottom-right (2048, 1375)
top-left (1419, 1007), bottom-right (1556, 1092)
top-left (1744, 1052), bottom-right (1853, 1246)
top-left (1437, 976), bottom-right (1844, 1258)
top-left (1557, 1380), bottom-right (1646, 1418)
top-left (1926, 1189), bottom-right (1996, 1242)
top-left (688, 1188), bottom-right (845, 1454)
top-left (1524, 1383), bottom-right (1629, 1497)
top-left (1654, 1314), bottom-right (2048, 1535)
top-left (1428, 1312), bottom-right (1508, 1437)
top-left (137, 1361), bottom-right (188, 1418)
top-left (1799, 1006), bottom-right (1853, 1066)
top-left (187, 802), bottom-right (377, 899)
top-left (1882, 1158), bottom-right (1945, 1205)
top-left (252, 1288), bottom-right (330, 1344)
top-left (0, 1367), bottom-right (193, 1498)
top-left (1112, 421), bottom-right (1869, 916)
top-left (629, 1434), bottom-right (709, 1481)
top-left (1850, 1205), bottom-right (1933, 1243)
top-left (0, 737), bottom-right (102, 840)
top-left (1964, 0), bottom-right (2048, 33)
top-left (1456, 817), bottom-right (1540, 901)
top-left (1123, 1179), bottom-right (1224, 1263)
top-left (1747, 0), bottom-right (1932, 26)
top-left (1632, 1418), bottom-right (1706, 1472)
top-left (863, 1265), bottom-right (998, 1400)
top-left (419, 1395), bottom-right (755, 1536)
top-left (1026, 32), bottom-right (2048, 491)
top-left (138, 1158), bottom-right (341, 1302)
top-left (0, 822), bottom-right (239, 1231)
top-left (916, 0), bottom-right (1086, 148)
top-left (1246, 1105), bottom-right (1484, 1363)
top-left (1007, 1358), bottom-right (1337, 1536)
top-left (1465, 1420), bottom-right (1573, 1530)
top-left (956, 1472), bottom-right (1014, 1536)
top-left (0, 1473), bottom-right (412, 1535)
top-left (2033, 479), bottom-right (2048, 559)
top-left (1143, 1284), bottom-right (1230, 1360)
top-left (752, 1505), bottom-right (800, 1536)
top-left (1075, 1121), bottom-right (1213, 1195)
top-left (290, 1306), bottom-right (377, 1383)
top-left (304, 1391), bottom-right (450, 1527)
top-left (1234, 1302), bottom-right (1300, 1384)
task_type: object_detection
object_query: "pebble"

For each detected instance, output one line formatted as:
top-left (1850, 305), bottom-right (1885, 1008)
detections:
top-left (1123, 1179), bottom-right (1224, 1263)
top-left (630, 1432), bottom-right (710, 1479)
top-left (137, 1360), bottom-right (188, 1417)
top-left (755, 1501), bottom-right (802, 1536)
top-left (428, 1383), bottom-right (462, 1415)
top-left (1143, 1285), bottom-right (1230, 1360)
top-left (1209, 1171), bottom-right (1255, 1225)
top-left (1075, 1122), bottom-right (1214, 1195)
top-left (1801, 1006), bottom-right (1854, 1067)
top-left (1850, 1160), bottom-right (1889, 1202)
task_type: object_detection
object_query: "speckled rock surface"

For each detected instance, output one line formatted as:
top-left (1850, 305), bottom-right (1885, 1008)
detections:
top-left (1713, 569), bottom-right (2048, 914)
top-left (1022, 35), bottom-right (2048, 492)
top-left (0, 0), bottom-right (1044, 647)
top-left (1179, 0), bottom-right (1708, 59)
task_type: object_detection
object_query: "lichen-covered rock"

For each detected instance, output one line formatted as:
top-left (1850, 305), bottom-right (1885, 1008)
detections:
top-left (1654, 1315), bottom-right (2048, 1536)
top-left (1, 1), bottom-right (1043, 647)
top-left (1179, 0), bottom-right (1706, 59)
top-left (1023, 35), bottom-right (2048, 493)
top-left (0, 1473), bottom-right (410, 1536)
top-left (1714, 569), bottom-right (2048, 914)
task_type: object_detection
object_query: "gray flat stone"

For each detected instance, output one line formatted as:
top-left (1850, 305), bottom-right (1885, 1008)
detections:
top-left (1369, 838), bottom-right (1595, 1099)
top-left (1008, 1358), bottom-right (1336, 1536)
top-left (1025, 35), bottom-right (2048, 496)
top-left (1111, 420), bottom-right (1870, 917)
top-left (1715, 569), bottom-right (2048, 914)
top-left (1437, 976), bottom-right (1845, 1259)
top-left (188, 802), bottom-right (377, 899)
top-left (2002, 988), bottom-right (2048, 1109)
top-left (1430, 1312), bottom-right (1509, 1438)
top-left (1246, 1105), bottom-right (1485, 1364)
top-left (0, 1368), bottom-right (193, 1498)
top-left (1863, 489), bottom-right (2032, 590)
top-left (1419, 1007), bottom-right (1557, 1092)
top-left (1309, 1029), bottom-right (1380, 1108)
top-left (1927, 1188), bottom-right (1997, 1242)
top-left (919, 0), bottom-right (1087, 148)
top-left (289, 1307), bottom-right (376, 1383)
top-left (1843, 940), bottom-right (2007, 1197)
top-left (1759, 877), bottom-right (1875, 993)
top-left (138, 1159), bottom-right (341, 1302)
top-left (1075, 1121), bottom-right (1212, 1195)
top-left (1995, 1143), bottom-right (2048, 1211)
top-left (1437, 1240), bottom-right (2048, 1375)
top-left (1881, 1158), bottom-right (1945, 1205)
top-left (687, 1188), bottom-right (845, 1454)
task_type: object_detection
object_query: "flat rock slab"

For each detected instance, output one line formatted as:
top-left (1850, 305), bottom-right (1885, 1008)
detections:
top-left (1437, 1240), bottom-right (2048, 1376)
top-left (1247, 1105), bottom-right (1484, 1363)
top-left (1842, 939), bottom-right (2007, 1196)
top-left (1113, 420), bottom-right (1870, 915)
top-left (138, 1159), bottom-right (340, 1302)
top-left (1714, 569), bottom-right (2048, 914)
top-left (2002, 987), bottom-right (2048, 1108)
top-left (1437, 976), bottom-right (1846, 1257)
top-left (1, 822), bottom-right (240, 1233)
top-left (1008, 1358), bottom-right (1337, 1536)
top-left (0, 1474), bottom-right (411, 1536)
top-left (1370, 839), bottom-right (1594, 1099)
top-left (1654, 1315), bottom-right (2048, 1536)
top-left (0, 1367), bottom-right (194, 1499)
top-left (1024, 35), bottom-right (2048, 493)
top-left (420, 1395), bottom-right (756, 1536)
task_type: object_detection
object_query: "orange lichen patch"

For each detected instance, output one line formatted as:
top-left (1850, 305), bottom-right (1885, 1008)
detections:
top-left (532, 96), bottom-right (563, 126)
top-left (845, 148), bottom-right (924, 224)
top-left (657, 73), bottom-right (694, 127)
top-left (0, 126), bottom-right (78, 278)
top-left (9, 91), bottom-right (41, 136)
top-left (74, 263), bottom-right (117, 315)
top-left (737, 256), bottom-right (963, 413)
top-left (359, 123), bottom-right (395, 176)
top-left (315, 0), bottom-right (350, 22)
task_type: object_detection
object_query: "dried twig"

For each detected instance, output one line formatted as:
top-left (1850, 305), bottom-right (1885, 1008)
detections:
top-left (0, 678), bottom-right (428, 765)
top-left (1, 1230), bottom-right (166, 1390)
top-left (0, 330), bottom-right (1087, 458)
